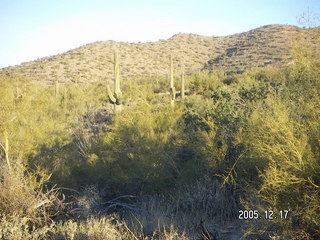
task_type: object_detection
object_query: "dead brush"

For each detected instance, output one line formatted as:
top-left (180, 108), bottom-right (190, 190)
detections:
top-left (127, 178), bottom-right (240, 239)
top-left (0, 162), bottom-right (65, 229)
top-left (0, 214), bottom-right (55, 240)
top-left (174, 178), bottom-right (240, 223)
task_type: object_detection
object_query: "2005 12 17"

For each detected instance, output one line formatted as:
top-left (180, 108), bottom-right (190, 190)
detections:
top-left (238, 210), bottom-right (289, 220)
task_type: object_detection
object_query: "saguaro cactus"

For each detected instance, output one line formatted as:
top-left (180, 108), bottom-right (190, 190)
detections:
top-left (169, 55), bottom-right (176, 107)
top-left (181, 71), bottom-right (185, 99)
top-left (107, 52), bottom-right (122, 114)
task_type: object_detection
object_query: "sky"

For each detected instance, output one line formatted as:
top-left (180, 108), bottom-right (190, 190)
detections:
top-left (0, 0), bottom-right (319, 69)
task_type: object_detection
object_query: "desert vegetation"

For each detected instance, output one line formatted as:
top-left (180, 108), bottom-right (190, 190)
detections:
top-left (0, 26), bottom-right (319, 239)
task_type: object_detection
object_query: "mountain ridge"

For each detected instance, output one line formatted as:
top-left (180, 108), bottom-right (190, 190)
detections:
top-left (0, 24), bottom-right (315, 85)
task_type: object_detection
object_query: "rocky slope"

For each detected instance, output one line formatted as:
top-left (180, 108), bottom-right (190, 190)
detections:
top-left (0, 24), bottom-right (315, 85)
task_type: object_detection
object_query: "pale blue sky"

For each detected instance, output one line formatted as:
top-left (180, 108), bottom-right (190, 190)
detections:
top-left (1, 0), bottom-right (319, 69)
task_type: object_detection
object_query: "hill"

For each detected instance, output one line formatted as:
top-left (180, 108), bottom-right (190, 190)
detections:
top-left (0, 24), bottom-right (315, 85)
top-left (204, 24), bottom-right (304, 72)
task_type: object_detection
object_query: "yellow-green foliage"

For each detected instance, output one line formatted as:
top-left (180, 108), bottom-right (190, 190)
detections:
top-left (239, 102), bottom-right (319, 238)
top-left (188, 70), bottom-right (224, 94)
top-left (93, 103), bottom-right (184, 194)
top-left (291, 27), bottom-right (320, 73)
top-left (0, 51), bottom-right (319, 239)
top-left (0, 77), bottom-right (72, 161)
top-left (122, 77), bottom-right (157, 105)
top-left (238, 68), bottom-right (320, 238)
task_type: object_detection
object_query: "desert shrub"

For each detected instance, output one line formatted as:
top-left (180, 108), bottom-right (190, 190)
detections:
top-left (54, 217), bottom-right (122, 240)
top-left (172, 179), bottom-right (240, 223)
top-left (238, 84), bottom-right (268, 102)
top-left (0, 78), bottom-right (73, 164)
top-left (0, 162), bottom-right (64, 231)
top-left (0, 79), bottom-right (111, 189)
top-left (178, 66), bottom-right (319, 238)
top-left (53, 215), bottom-right (190, 240)
top-left (222, 75), bottom-right (237, 85)
top-left (172, 109), bottom-right (225, 185)
top-left (89, 103), bottom-right (184, 196)
top-left (129, 178), bottom-right (239, 239)
top-left (252, 66), bottom-right (287, 84)
top-left (241, 95), bottom-right (320, 238)
top-left (122, 77), bottom-right (157, 105)
top-left (144, 75), bottom-right (168, 94)
top-left (291, 27), bottom-right (320, 74)
top-left (0, 215), bottom-right (54, 240)
top-left (168, 78), bottom-right (270, 186)
top-left (0, 214), bottom-right (190, 240)
top-left (188, 70), bottom-right (224, 95)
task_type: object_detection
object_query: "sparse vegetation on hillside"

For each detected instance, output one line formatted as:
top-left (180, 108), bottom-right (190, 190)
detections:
top-left (1, 25), bottom-right (317, 85)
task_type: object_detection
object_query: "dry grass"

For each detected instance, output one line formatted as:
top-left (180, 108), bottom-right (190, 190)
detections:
top-left (0, 163), bottom-right (63, 226)
top-left (0, 215), bottom-right (54, 240)
top-left (0, 214), bottom-right (190, 240)
top-left (53, 217), bottom-right (123, 240)
top-left (54, 216), bottom-right (190, 240)
top-left (124, 178), bottom-right (240, 239)
top-left (0, 164), bottom-right (190, 240)
top-left (0, 172), bottom-right (240, 240)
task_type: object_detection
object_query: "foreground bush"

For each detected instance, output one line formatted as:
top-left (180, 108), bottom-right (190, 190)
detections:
top-left (0, 163), bottom-right (63, 227)
top-left (0, 215), bottom-right (190, 240)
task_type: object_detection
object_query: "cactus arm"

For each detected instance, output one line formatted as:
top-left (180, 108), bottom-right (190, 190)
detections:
top-left (114, 91), bottom-right (121, 105)
top-left (107, 85), bottom-right (117, 104)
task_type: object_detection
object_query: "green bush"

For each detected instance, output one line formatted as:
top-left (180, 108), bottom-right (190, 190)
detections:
top-left (89, 104), bottom-right (183, 195)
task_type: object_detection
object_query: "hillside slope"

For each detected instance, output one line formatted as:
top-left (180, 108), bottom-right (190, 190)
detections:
top-left (204, 24), bottom-right (303, 72)
top-left (0, 24), bottom-right (314, 85)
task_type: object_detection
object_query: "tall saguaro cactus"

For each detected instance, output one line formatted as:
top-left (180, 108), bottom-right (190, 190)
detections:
top-left (169, 55), bottom-right (176, 107)
top-left (107, 52), bottom-right (122, 114)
